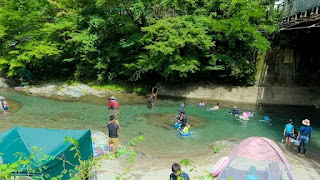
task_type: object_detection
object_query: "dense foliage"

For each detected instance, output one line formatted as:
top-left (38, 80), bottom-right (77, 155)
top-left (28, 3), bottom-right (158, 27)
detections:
top-left (0, 0), bottom-right (278, 85)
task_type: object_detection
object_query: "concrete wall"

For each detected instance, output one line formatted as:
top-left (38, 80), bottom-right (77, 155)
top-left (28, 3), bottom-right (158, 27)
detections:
top-left (160, 84), bottom-right (320, 106)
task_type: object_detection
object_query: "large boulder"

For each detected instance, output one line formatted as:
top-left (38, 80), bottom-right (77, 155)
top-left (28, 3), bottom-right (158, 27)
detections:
top-left (0, 78), bottom-right (8, 88)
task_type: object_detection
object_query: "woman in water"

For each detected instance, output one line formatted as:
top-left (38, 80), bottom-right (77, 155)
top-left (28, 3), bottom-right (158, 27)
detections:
top-left (297, 119), bottom-right (312, 156)
top-left (213, 103), bottom-right (219, 110)
top-left (283, 119), bottom-right (294, 146)
top-left (199, 101), bottom-right (205, 107)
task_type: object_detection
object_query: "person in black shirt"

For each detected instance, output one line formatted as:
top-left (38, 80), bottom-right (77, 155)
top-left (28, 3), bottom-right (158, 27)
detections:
top-left (178, 111), bottom-right (188, 129)
top-left (106, 115), bottom-right (121, 155)
top-left (147, 95), bottom-right (154, 109)
top-left (170, 163), bottom-right (190, 180)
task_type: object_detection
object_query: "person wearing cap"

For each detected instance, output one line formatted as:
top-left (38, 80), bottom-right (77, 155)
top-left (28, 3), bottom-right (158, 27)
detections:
top-left (283, 119), bottom-right (294, 146)
top-left (105, 115), bottom-right (121, 155)
top-left (229, 106), bottom-right (239, 115)
top-left (296, 119), bottom-right (313, 156)
top-left (0, 99), bottom-right (8, 115)
top-left (178, 102), bottom-right (188, 115)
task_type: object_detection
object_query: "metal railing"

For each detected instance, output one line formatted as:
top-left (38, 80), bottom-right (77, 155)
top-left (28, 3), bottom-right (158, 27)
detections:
top-left (277, 0), bottom-right (320, 17)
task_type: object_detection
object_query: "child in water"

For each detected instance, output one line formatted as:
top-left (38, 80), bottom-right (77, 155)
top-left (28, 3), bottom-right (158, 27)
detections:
top-left (199, 101), bottom-right (205, 107)
top-left (182, 124), bottom-right (190, 134)
top-left (259, 116), bottom-right (272, 125)
top-left (1, 99), bottom-right (8, 115)
top-left (283, 119), bottom-right (294, 146)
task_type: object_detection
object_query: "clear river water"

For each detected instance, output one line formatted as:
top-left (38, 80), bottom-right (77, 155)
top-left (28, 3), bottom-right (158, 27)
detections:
top-left (0, 89), bottom-right (319, 162)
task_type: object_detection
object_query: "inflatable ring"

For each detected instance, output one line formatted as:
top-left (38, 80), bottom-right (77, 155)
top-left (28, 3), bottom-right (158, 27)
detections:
top-left (174, 122), bottom-right (180, 129)
top-left (179, 130), bottom-right (191, 137)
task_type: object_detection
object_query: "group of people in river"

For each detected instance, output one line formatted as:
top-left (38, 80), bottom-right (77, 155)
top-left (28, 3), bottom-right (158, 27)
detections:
top-left (104, 86), bottom-right (314, 178)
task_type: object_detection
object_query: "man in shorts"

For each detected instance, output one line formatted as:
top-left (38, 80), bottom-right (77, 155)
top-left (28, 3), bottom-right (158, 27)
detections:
top-left (106, 115), bottom-right (121, 155)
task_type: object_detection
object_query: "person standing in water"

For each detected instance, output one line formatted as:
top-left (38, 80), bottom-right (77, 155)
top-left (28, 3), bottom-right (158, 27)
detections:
top-left (178, 102), bottom-right (188, 115)
top-left (147, 95), bottom-right (154, 109)
top-left (1, 99), bottom-right (8, 115)
top-left (106, 115), bottom-right (121, 155)
top-left (297, 119), bottom-right (312, 156)
top-left (151, 85), bottom-right (158, 100)
top-left (283, 119), bottom-right (294, 146)
top-left (178, 111), bottom-right (188, 130)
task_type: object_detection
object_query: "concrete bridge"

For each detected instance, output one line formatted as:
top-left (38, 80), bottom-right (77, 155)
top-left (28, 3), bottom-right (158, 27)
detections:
top-left (276, 0), bottom-right (320, 30)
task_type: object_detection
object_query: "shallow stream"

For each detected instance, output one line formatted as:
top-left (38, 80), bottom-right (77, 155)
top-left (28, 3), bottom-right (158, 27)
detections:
top-left (1, 89), bottom-right (319, 162)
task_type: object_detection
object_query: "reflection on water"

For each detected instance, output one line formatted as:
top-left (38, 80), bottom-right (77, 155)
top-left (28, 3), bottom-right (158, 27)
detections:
top-left (0, 89), bottom-right (319, 161)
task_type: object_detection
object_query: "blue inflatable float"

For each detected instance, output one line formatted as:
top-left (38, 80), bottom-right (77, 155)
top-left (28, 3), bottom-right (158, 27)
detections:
top-left (174, 122), bottom-right (180, 129)
top-left (179, 130), bottom-right (191, 137)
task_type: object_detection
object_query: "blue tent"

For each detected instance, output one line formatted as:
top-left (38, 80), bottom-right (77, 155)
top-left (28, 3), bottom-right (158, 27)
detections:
top-left (0, 127), bottom-right (93, 179)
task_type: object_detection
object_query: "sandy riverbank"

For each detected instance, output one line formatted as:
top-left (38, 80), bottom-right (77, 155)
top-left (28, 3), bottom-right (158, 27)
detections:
top-left (92, 136), bottom-right (320, 180)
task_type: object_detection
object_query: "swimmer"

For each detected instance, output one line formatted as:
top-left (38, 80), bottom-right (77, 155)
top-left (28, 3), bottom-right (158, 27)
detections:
top-left (259, 116), bottom-right (272, 125)
top-left (199, 101), bottom-right (205, 107)
top-left (213, 103), bottom-right (219, 110)
top-left (242, 111), bottom-right (249, 120)
top-left (229, 106), bottom-right (239, 115)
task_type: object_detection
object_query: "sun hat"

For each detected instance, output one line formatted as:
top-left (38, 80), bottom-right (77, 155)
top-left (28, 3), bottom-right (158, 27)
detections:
top-left (233, 106), bottom-right (237, 109)
top-left (302, 119), bottom-right (310, 126)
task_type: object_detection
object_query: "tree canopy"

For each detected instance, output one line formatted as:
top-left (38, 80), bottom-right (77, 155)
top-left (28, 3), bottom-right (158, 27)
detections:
top-left (0, 0), bottom-right (278, 85)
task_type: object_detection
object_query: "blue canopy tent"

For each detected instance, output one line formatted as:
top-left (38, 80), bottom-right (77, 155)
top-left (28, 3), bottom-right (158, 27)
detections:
top-left (0, 127), bottom-right (93, 179)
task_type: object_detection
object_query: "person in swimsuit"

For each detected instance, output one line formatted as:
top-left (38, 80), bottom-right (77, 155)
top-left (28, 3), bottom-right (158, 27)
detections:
top-left (214, 103), bottom-right (219, 110)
